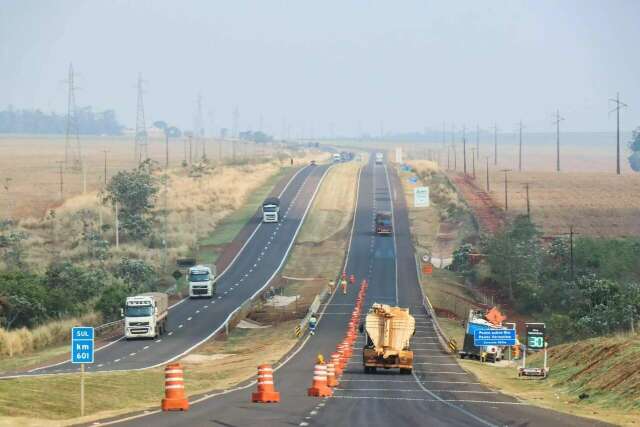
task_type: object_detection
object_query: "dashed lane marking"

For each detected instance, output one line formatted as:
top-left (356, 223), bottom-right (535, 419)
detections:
top-left (187, 317), bottom-right (192, 321)
top-left (330, 395), bottom-right (523, 405)
top-left (336, 388), bottom-right (498, 394)
top-left (168, 332), bottom-right (173, 336)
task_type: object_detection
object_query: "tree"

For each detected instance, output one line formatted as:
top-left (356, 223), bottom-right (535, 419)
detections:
top-left (103, 164), bottom-right (159, 241)
top-left (113, 257), bottom-right (158, 293)
top-left (0, 220), bottom-right (29, 270)
top-left (628, 127), bottom-right (640, 172)
top-left (95, 280), bottom-right (129, 322)
top-left (43, 261), bottom-right (106, 318)
top-left (0, 271), bottom-right (47, 329)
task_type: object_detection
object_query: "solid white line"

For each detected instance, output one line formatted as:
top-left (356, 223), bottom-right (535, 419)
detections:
top-left (330, 395), bottom-right (523, 405)
top-left (336, 388), bottom-right (497, 394)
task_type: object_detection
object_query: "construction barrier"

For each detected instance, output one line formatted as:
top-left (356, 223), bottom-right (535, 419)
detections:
top-left (331, 352), bottom-right (343, 376)
top-left (448, 338), bottom-right (458, 352)
top-left (161, 363), bottom-right (189, 411)
top-left (308, 363), bottom-right (333, 397)
top-left (326, 363), bottom-right (338, 387)
top-left (295, 324), bottom-right (302, 337)
top-left (422, 262), bottom-right (433, 275)
top-left (251, 364), bottom-right (280, 403)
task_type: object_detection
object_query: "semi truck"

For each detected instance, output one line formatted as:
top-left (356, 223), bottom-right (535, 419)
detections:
top-left (332, 153), bottom-right (341, 163)
top-left (459, 308), bottom-right (506, 362)
top-left (262, 197), bottom-right (280, 222)
top-left (375, 152), bottom-right (384, 164)
top-left (187, 265), bottom-right (216, 298)
top-left (361, 303), bottom-right (415, 374)
top-left (123, 292), bottom-right (168, 339)
top-left (375, 212), bottom-right (393, 234)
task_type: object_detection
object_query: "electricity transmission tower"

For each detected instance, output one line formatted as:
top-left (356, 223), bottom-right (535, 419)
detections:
top-left (64, 63), bottom-right (82, 170)
top-left (554, 110), bottom-right (565, 172)
top-left (134, 73), bottom-right (148, 164)
top-left (609, 92), bottom-right (628, 175)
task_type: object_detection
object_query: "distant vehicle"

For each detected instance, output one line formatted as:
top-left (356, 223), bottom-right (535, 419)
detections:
top-left (123, 292), bottom-right (168, 339)
top-left (459, 309), bottom-right (505, 362)
top-left (187, 265), bottom-right (216, 298)
top-left (340, 151), bottom-right (354, 162)
top-left (310, 159), bottom-right (316, 166)
top-left (375, 212), bottom-right (393, 234)
top-left (262, 197), bottom-right (280, 222)
top-left (332, 153), bottom-right (341, 163)
top-left (375, 152), bottom-right (384, 164)
top-left (361, 303), bottom-right (415, 374)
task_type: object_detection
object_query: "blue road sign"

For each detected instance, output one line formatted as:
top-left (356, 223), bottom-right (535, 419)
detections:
top-left (473, 328), bottom-right (516, 346)
top-left (71, 327), bottom-right (94, 364)
top-left (408, 176), bottom-right (418, 184)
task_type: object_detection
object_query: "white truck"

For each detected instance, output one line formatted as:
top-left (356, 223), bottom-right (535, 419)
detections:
top-left (262, 197), bottom-right (280, 223)
top-left (122, 292), bottom-right (168, 339)
top-left (375, 152), bottom-right (384, 165)
top-left (187, 265), bottom-right (216, 298)
top-left (333, 153), bottom-right (341, 163)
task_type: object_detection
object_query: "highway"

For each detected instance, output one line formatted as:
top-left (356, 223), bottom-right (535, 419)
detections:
top-left (98, 157), bottom-right (608, 427)
top-left (6, 162), bottom-right (331, 377)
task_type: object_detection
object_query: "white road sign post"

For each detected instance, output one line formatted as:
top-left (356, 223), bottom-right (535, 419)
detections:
top-left (414, 186), bottom-right (430, 207)
top-left (71, 327), bottom-right (94, 417)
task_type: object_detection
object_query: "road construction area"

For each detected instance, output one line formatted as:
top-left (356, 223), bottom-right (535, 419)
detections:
top-left (92, 156), bottom-right (607, 427)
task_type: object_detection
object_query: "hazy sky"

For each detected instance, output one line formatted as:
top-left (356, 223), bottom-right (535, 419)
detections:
top-left (1, 0), bottom-right (639, 135)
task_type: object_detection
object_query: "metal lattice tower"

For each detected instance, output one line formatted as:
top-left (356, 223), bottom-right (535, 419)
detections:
top-left (64, 63), bottom-right (82, 170)
top-left (134, 73), bottom-right (148, 164)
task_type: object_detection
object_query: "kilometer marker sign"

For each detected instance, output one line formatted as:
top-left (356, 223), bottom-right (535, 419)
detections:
top-left (71, 326), bottom-right (94, 364)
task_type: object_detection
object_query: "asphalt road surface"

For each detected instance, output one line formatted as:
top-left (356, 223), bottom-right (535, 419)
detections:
top-left (102, 157), bottom-right (609, 427)
top-left (8, 162), bottom-right (330, 377)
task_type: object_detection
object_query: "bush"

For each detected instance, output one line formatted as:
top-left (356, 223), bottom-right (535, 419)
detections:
top-left (43, 261), bottom-right (107, 318)
top-left (95, 281), bottom-right (129, 322)
top-left (113, 257), bottom-right (158, 293)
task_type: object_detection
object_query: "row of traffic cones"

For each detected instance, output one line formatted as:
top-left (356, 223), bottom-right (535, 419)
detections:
top-left (160, 275), bottom-right (368, 411)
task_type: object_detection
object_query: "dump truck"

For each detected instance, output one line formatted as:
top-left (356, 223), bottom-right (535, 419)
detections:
top-left (361, 303), bottom-right (415, 374)
top-left (459, 308), bottom-right (506, 362)
top-left (122, 292), bottom-right (168, 339)
top-left (187, 264), bottom-right (216, 298)
top-left (262, 197), bottom-right (280, 223)
top-left (375, 212), bottom-right (393, 234)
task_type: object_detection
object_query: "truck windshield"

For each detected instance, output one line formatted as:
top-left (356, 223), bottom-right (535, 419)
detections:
top-left (125, 306), bottom-right (153, 317)
top-left (263, 205), bottom-right (278, 212)
top-left (189, 272), bottom-right (210, 282)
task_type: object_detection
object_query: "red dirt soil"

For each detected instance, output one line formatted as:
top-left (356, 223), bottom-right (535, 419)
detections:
top-left (448, 173), bottom-right (505, 234)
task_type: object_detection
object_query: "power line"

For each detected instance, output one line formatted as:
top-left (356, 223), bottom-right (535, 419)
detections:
top-left (462, 125), bottom-right (467, 175)
top-left (500, 169), bottom-right (512, 211)
top-left (492, 123), bottom-right (499, 166)
top-left (517, 121), bottom-right (525, 172)
top-left (609, 92), bottom-right (628, 175)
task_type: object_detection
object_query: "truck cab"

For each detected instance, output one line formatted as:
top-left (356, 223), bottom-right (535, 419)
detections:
top-left (375, 152), bottom-right (384, 164)
top-left (123, 293), bottom-right (168, 339)
top-left (262, 197), bottom-right (280, 223)
top-left (332, 153), bottom-right (341, 163)
top-left (187, 265), bottom-right (216, 298)
top-left (375, 212), bottom-right (393, 234)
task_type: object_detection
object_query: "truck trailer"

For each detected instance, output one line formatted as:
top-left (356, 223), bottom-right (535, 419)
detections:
top-left (262, 197), bottom-right (280, 223)
top-left (361, 303), bottom-right (415, 374)
top-left (123, 292), bottom-right (168, 339)
top-left (187, 265), bottom-right (216, 298)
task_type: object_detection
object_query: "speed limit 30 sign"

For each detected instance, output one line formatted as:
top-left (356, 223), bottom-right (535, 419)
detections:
top-left (526, 323), bottom-right (545, 350)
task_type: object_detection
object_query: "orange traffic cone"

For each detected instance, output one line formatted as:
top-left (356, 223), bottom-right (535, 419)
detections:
top-left (161, 363), bottom-right (190, 411)
top-left (331, 352), bottom-right (343, 376)
top-left (251, 364), bottom-right (280, 403)
top-left (308, 363), bottom-right (333, 397)
top-left (327, 363), bottom-right (338, 387)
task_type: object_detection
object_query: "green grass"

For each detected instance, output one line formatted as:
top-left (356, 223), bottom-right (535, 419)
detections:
top-left (0, 345), bottom-right (68, 373)
top-left (198, 166), bottom-right (294, 264)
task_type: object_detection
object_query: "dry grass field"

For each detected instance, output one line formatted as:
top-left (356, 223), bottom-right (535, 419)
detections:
top-left (0, 135), bottom-right (284, 219)
top-left (462, 170), bottom-right (640, 237)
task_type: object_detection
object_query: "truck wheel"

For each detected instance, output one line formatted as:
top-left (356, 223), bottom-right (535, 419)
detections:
top-left (400, 368), bottom-right (412, 375)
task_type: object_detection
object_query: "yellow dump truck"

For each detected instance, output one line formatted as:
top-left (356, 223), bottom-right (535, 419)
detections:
top-left (361, 303), bottom-right (415, 374)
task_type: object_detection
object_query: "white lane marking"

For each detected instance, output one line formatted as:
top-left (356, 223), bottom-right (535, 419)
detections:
top-left (168, 332), bottom-right (173, 336)
top-left (204, 305), bottom-right (208, 309)
top-left (253, 263), bottom-right (257, 268)
top-left (143, 346), bottom-right (150, 350)
top-left (330, 395), bottom-right (523, 406)
top-left (178, 324), bottom-right (183, 328)
top-left (336, 388), bottom-right (498, 394)
top-left (129, 353), bottom-right (136, 356)
top-left (155, 339), bottom-right (162, 343)
top-left (413, 362), bottom-right (459, 366)
top-left (97, 364), bottom-right (104, 368)
top-left (217, 296), bottom-right (222, 299)
top-left (339, 379), bottom-right (482, 385)
top-left (114, 359), bottom-right (121, 363)
top-left (195, 310), bottom-right (200, 314)
top-left (187, 317), bottom-right (192, 321)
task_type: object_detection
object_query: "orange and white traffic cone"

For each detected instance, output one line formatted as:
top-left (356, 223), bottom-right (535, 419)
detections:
top-left (161, 363), bottom-right (190, 411)
top-left (331, 352), bottom-right (343, 376)
top-left (308, 363), bottom-right (333, 397)
top-left (251, 364), bottom-right (280, 403)
top-left (327, 363), bottom-right (338, 387)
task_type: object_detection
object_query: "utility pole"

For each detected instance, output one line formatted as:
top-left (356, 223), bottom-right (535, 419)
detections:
top-left (462, 126), bottom-right (467, 175)
top-left (500, 169), bottom-right (512, 211)
top-left (485, 156), bottom-right (490, 192)
top-left (56, 161), bottom-right (64, 200)
top-left (569, 225), bottom-right (574, 281)
top-left (102, 150), bottom-right (109, 186)
top-left (524, 183), bottom-right (531, 218)
top-left (188, 135), bottom-right (193, 164)
top-left (493, 123), bottom-right (498, 166)
top-left (471, 147), bottom-right (476, 179)
top-left (554, 110), bottom-right (565, 172)
top-left (609, 92), bottom-right (628, 175)
top-left (164, 129), bottom-right (169, 169)
top-left (447, 145), bottom-right (451, 170)
top-left (518, 121), bottom-right (525, 172)
top-left (64, 63), bottom-right (82, 170)
top-left (453, 144), bottom-right (457, 170)
top-left (476, 124), bottom-right (480, 156)
top-left (196, 93), bottom-right (205, 159)
top-left (134, 73), bottom-right (148, 164)
top-left (114, 200), bottom-right (119, 249)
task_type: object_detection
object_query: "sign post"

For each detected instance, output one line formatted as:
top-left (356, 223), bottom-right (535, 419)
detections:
top-left (71, 326), bottom-right (94, 417)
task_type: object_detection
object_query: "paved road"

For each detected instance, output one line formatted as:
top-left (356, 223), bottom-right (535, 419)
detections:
top-left (106, 157), bottom-right (608, 427)
top-left (8, 163), bottom-right (330, 377)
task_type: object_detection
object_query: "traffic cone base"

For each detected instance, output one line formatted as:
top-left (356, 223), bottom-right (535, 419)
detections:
top-left (252, 364), bottom-right (281, 403)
